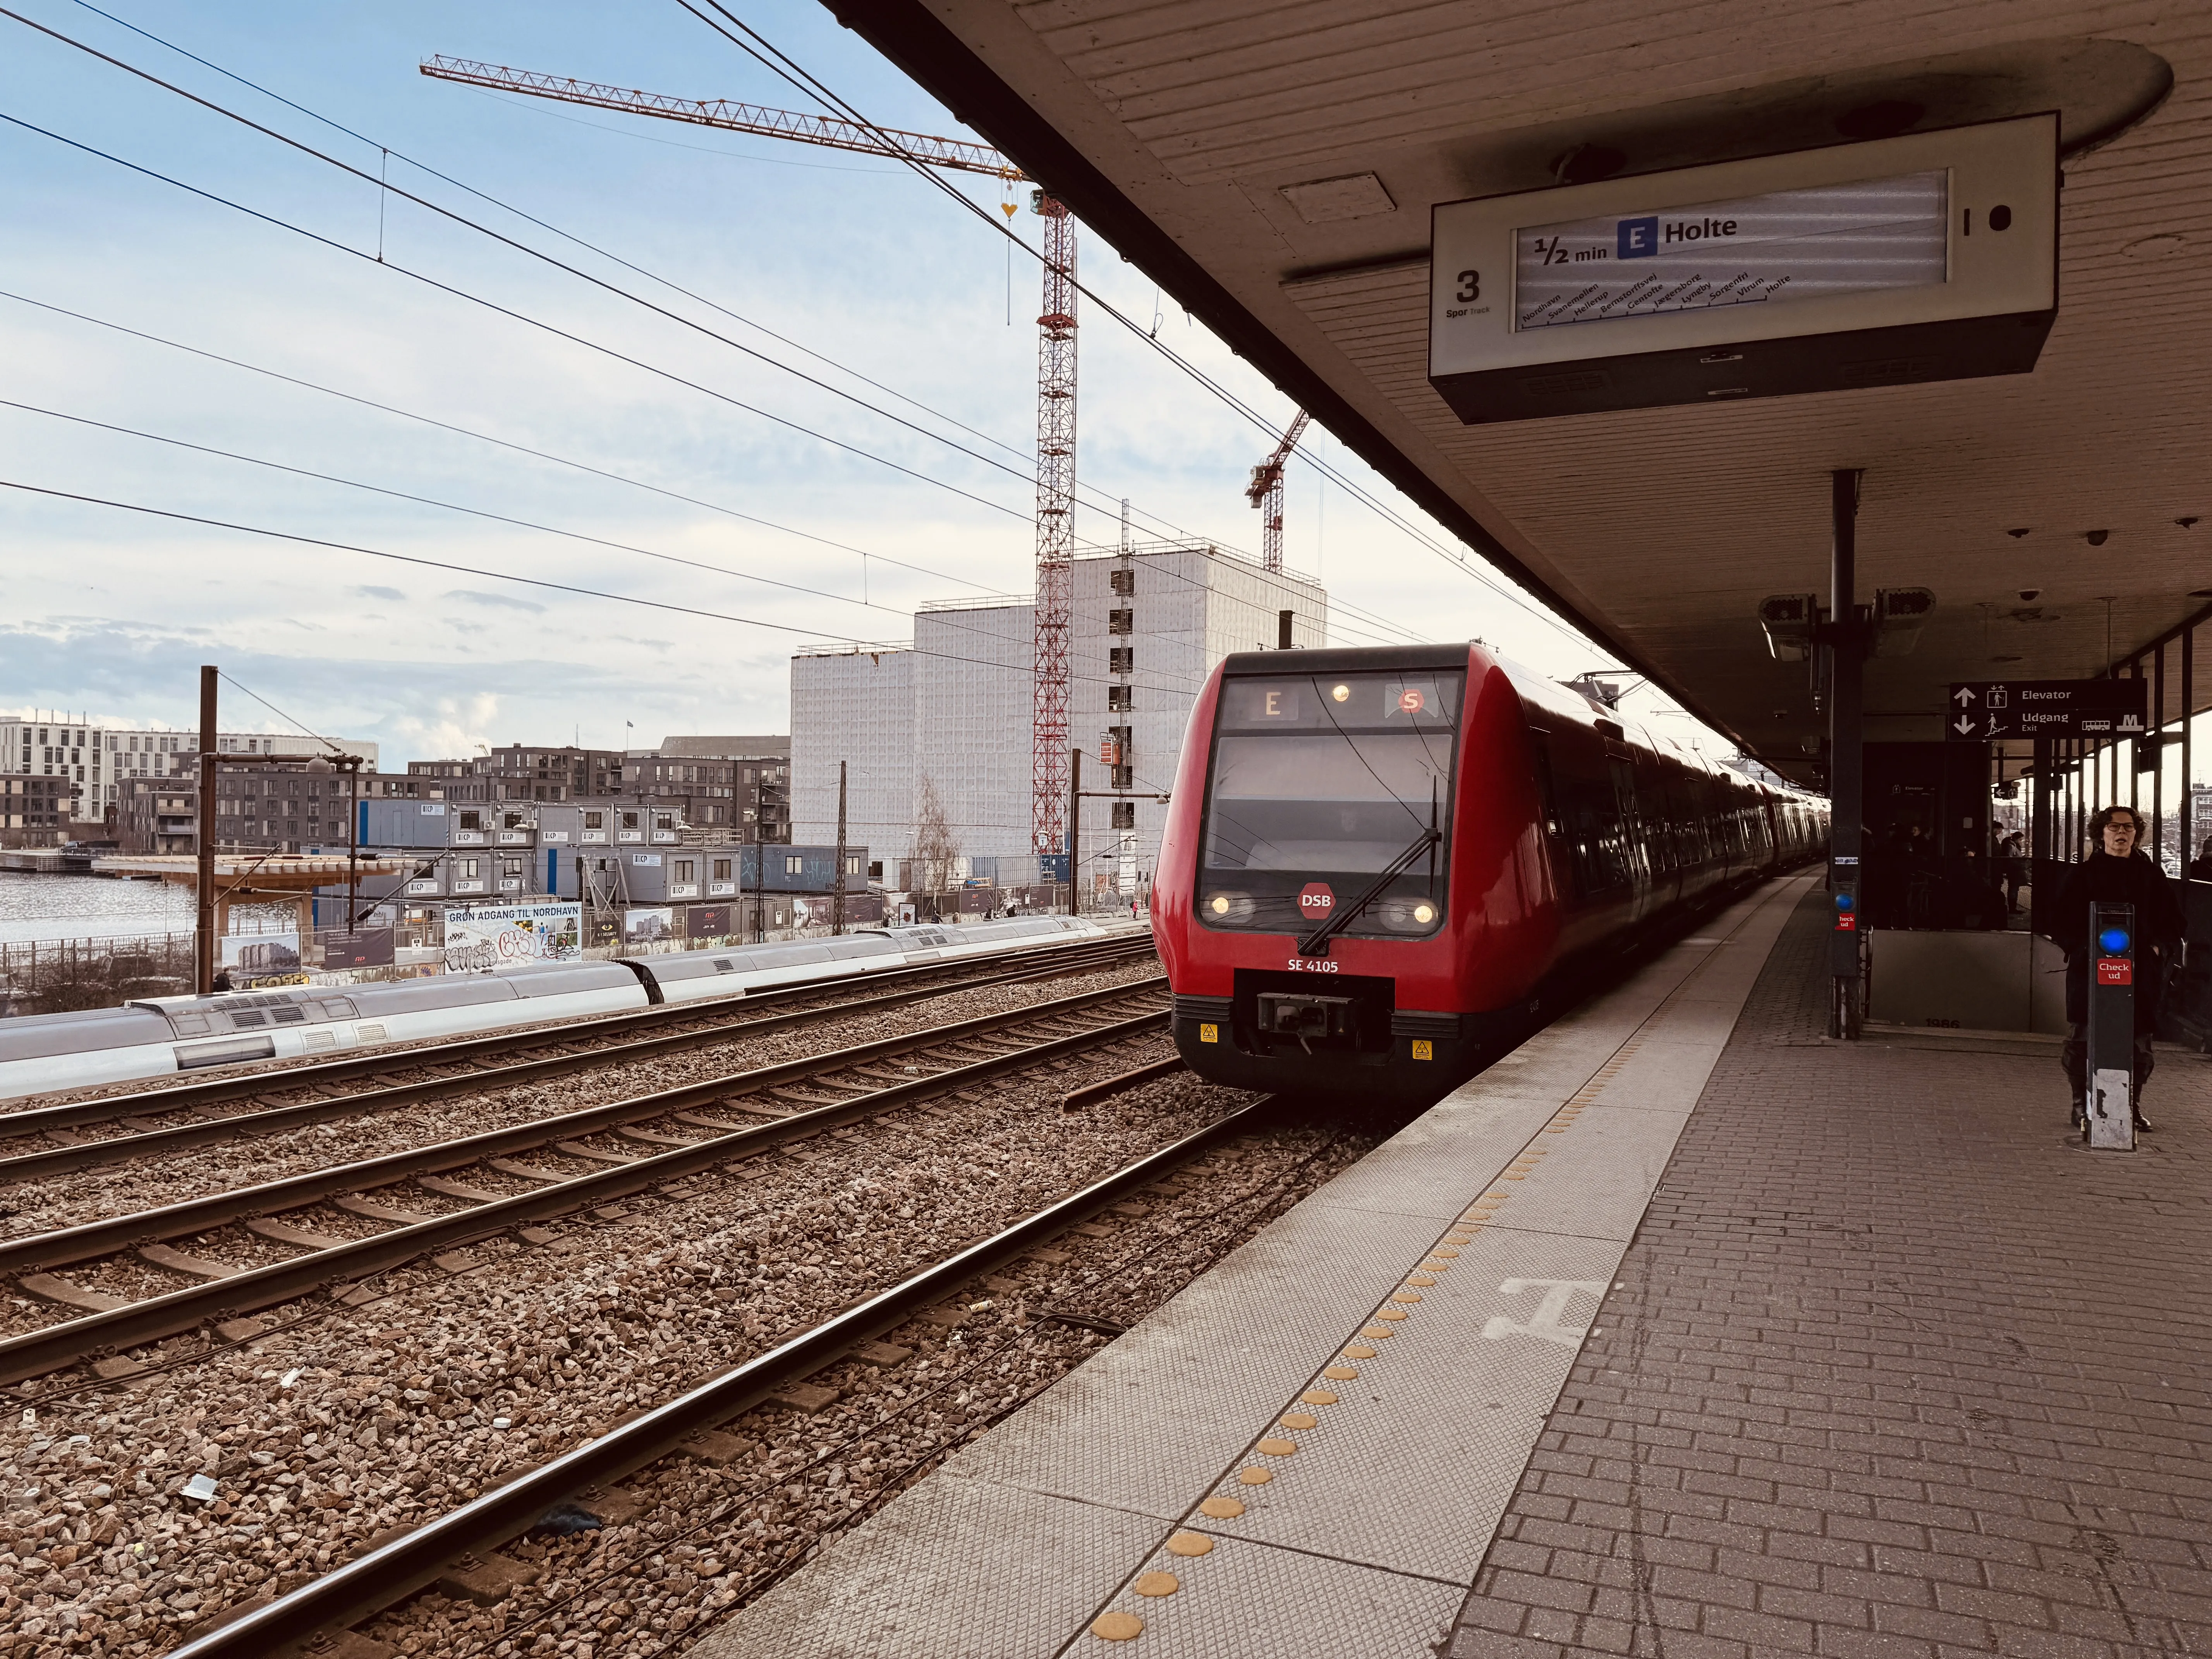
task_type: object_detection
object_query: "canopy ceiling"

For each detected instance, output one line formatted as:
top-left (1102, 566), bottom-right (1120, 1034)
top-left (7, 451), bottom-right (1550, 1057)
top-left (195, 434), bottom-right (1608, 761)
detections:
top-left (827, 0), bottom-right (2212, 781)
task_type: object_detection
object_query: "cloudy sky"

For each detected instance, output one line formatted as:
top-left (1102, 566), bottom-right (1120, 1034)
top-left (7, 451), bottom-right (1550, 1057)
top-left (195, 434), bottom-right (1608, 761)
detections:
top-left (0, 0), bottom-right (1650, 765)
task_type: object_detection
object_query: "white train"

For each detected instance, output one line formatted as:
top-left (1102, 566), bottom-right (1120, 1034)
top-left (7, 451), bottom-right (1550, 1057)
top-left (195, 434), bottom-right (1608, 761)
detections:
top-left (0, 916), bottom-right (1130, 1105)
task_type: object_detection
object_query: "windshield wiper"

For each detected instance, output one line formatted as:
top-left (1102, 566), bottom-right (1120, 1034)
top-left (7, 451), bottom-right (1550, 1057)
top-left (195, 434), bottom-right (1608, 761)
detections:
top-left (1298, 821), bottom-right (1441, 958)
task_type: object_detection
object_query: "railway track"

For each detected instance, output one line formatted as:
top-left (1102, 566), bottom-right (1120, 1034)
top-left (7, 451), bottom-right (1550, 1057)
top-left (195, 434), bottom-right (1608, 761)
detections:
top-left (173, 1097), bottom-right (1276, 1659)
top-left (0, 975), bottom-right (1173, 1386)
top-left (0, 931), bottom-right (1156, 1180)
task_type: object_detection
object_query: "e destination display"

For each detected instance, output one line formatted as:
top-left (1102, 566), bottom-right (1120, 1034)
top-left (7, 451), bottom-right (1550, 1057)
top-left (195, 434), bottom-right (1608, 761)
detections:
top-left (1513, 171), bottom-right (1949, 333)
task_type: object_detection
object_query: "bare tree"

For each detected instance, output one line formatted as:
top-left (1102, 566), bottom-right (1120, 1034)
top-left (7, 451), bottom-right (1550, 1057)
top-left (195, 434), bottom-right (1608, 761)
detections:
top-left (912, 775), bottom-right (960, 904)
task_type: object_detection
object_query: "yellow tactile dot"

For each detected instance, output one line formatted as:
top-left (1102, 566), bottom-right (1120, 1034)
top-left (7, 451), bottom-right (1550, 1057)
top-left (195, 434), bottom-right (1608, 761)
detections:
top-left (1257, 1436), bottom-right (1297, 1456)
top-left (1343, 1343), bottom-right (1377, 1358)
top-left (1237, 1467), bottom-right (1273, 1486)
top-left (1362, 1324), bottom-right (1395, 1338)
top-left (1504, 1173), bottom-right (1526, 1180)
top-left (1444, 1235), bottom-right (1472, 1245)
top-left (1199, 1496), bottom-right (1245, 1519)
top-left (1135, 1571), bottom-right (1180, 1597)
top-left (1374, 1308), bottom-right (1408, 1322)
top-left (1407, 1273), bottom-right (1436, 1287)
top-left (1430, 1248), bottom-right (1460, 1259)
top-left (1323, 1365), bottom-right (1358, 1381)
top-left (1301, 1389), bottom-right (1338, 1405)
top-left (1392, 1291), bottom-right (1423, 1303)
top-left (1166, 1532), bottom-right (1214, 1558)
top-left (1092, 1611), bottom-right (1144, 1641)
top-left (1280, 1412), bottom-right (1318, 1430)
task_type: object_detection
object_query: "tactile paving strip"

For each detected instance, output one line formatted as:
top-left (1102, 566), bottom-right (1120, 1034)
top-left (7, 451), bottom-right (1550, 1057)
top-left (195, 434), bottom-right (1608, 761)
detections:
top-left (698, 879), bottom-right (1810, 1659)
top-left (1070, 1531), bottom-right (1463, 1658)
top-left (718, 1473), bottom-right (1162, 1659)
top-left (1188, 1224), bottom-right (1623, 1582)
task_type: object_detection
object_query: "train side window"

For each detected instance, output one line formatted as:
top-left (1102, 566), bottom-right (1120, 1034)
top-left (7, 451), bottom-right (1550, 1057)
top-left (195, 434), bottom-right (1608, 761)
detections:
top-left (1526, 731), bottom-right (1580, 897)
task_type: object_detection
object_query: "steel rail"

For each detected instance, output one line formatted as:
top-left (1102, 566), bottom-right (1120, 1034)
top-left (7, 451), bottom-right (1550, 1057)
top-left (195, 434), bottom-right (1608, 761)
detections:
top-left (0, 1000), bottom-right (1172, 1385)
top-left (0, 938), bottom-right (1156, 1181)
top-left (0, 929), bottom-right (1152, 1137)
top-left (0, 975), bottom-right (1168, 1276)
top-left (170, 1097), bottom-right (1264, 1658)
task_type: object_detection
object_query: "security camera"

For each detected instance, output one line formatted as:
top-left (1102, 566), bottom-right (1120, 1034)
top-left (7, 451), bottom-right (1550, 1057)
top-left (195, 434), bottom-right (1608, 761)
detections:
top-left (2017, 589), bottom-right (2041, 602)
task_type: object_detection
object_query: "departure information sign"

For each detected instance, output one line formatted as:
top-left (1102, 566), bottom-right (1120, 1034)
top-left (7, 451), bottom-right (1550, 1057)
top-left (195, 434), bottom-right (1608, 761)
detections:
top-left (1514, 171), bottom-right (1949, 333)
top-left (1946, 680), bottom-right (2149, 741)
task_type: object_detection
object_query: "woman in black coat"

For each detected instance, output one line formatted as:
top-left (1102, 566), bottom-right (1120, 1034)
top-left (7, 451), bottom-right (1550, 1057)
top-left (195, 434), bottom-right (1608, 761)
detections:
top-left (2041, 805), bottom-right (2185, 1130)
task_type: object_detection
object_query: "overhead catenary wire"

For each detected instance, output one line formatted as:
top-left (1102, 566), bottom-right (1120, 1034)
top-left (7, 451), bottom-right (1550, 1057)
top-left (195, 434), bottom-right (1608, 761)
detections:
top-left (0, 479), bottom-right (1241, 726)
top-left (0, 285), bottom-right (1412, 654)
top-left (216, 670), bottom-right (345, 756)
top-left (679, 0), bottom-right (1603, 656)
top-left (0, 397), bottom-right (1231, 684)
top-left (0, 104), bottom-right (1413, 655)
top-left (14, 3), bottom-right (1437, 648)
top-left (6, 6), bottom-right (1210, 558)
top-left (68, 0), bottom-right (1143, 530)
top-left (0, 288), bottom-right (999, 598)
top-left (0, 105), bottom-right (1071, 543)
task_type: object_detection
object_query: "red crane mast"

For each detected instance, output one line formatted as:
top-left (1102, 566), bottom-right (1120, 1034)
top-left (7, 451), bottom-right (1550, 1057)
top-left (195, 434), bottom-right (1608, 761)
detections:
top-left (1245, 409), bottom-right (1310, 575)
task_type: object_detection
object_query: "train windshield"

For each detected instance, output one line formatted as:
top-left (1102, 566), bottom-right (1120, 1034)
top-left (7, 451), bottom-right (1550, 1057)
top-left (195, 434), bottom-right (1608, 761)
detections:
top-left (1197, 668), bottom-right (1464, 939)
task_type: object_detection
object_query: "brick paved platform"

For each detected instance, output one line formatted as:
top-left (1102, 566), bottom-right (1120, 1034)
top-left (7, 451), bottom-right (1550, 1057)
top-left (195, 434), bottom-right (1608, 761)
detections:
top-left (1452, 889), bottom-right (2212, 1659)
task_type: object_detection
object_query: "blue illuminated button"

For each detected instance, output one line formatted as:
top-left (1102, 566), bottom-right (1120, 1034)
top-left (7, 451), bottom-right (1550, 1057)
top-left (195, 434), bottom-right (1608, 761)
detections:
top-left (1835, 894), bottom-right (1855, 912)
top-left (2098, 927), bottom-right (2131, 953)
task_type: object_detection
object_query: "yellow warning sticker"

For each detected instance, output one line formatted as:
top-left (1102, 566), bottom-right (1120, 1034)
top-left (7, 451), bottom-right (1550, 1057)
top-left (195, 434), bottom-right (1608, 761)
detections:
top-left (1199, 1022), bottom-right (1219, 1044)
top-left (1411, 1038), bottom-right (1434, 1061)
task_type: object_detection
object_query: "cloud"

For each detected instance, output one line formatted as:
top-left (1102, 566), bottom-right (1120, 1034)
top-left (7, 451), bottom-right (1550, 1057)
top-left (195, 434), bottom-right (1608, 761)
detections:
top-left (350, 586), bottom-right (406, 602)
top-left (444, 589), bottom-right (546, 615)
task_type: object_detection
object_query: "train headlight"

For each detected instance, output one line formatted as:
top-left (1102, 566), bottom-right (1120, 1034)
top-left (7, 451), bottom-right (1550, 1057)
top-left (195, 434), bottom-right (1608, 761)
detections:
top-left (1202, 891), bottom-right (1255, 924)
top-left (1377, 895), bottom-right (1443, 933)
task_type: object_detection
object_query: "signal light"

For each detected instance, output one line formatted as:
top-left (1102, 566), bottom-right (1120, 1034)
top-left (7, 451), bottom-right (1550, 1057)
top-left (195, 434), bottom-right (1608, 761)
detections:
top-left (2099, 926), bottom-right (2131, 953)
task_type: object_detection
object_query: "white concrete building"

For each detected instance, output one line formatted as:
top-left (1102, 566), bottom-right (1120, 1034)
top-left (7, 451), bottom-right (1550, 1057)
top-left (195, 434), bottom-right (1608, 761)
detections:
top-left (791, 542), bottom-right (1326, 894)
top-left (787, 644), bottom-right (916, 880)
top-left (0, 714), bottom-right (379, 825)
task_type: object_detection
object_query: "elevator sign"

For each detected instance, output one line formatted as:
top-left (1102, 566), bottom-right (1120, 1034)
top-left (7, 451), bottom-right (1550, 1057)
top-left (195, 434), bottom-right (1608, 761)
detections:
top-left (1945, 679), bottom-right (2148, 741)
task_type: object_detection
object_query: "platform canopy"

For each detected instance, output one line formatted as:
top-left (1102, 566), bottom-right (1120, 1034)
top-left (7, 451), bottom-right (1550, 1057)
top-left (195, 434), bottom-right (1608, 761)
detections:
top-left (830, 0), bottom-right (2212, 782)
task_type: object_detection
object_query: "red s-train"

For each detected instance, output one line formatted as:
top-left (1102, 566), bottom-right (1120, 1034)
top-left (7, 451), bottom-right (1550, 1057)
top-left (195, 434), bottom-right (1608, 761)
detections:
top-left (1152, 643), bottom-right (1827, 1102)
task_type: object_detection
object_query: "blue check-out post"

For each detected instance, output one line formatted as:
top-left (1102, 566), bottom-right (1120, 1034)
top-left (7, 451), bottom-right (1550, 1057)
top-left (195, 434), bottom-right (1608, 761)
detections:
top-left (2085, 902), bottom-right (2136, 1151)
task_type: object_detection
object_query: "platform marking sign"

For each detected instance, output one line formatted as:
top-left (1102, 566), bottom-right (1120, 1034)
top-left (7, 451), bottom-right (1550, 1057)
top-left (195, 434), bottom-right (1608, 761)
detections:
top-left (1481, 1278), bottom-right (1608, 1347)
top-left (1946, 678), bottom-right (2148, 741)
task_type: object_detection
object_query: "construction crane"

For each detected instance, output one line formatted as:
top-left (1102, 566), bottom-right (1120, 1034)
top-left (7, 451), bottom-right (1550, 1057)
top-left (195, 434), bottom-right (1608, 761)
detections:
top-left (1245, 409), bottom-right (1310, 575)
top-left (420, 56), bottom-right (1080, 868)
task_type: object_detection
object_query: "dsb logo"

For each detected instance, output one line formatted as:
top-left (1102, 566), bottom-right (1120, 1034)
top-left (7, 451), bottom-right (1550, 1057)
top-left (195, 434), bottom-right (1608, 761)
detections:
top-left (1298, 882), bottom-right (1335, 914)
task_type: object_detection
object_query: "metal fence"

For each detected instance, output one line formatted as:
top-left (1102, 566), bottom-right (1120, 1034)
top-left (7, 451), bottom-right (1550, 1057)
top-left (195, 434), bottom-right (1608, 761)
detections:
top-left (0, 931), bottom-right (196, 1015)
